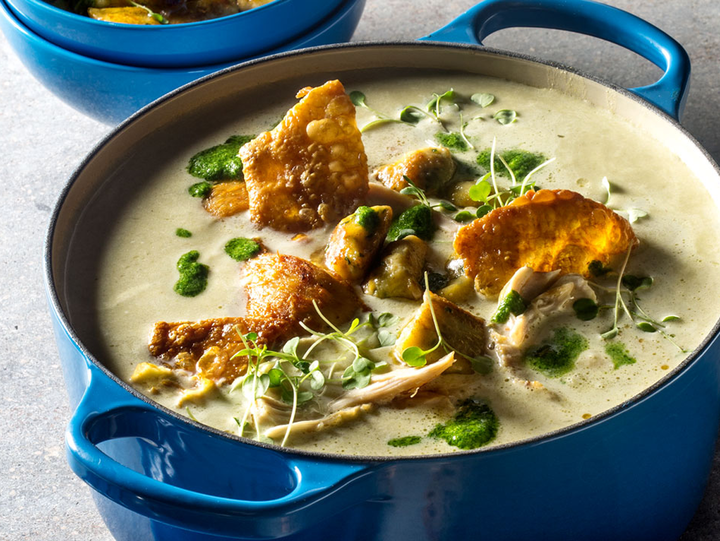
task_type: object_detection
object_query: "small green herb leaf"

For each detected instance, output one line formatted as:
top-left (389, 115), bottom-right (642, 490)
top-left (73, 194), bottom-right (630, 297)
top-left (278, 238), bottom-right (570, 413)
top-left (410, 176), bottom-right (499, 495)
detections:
top-left (176, 228), bottom-right (192, 238)
top-left (471, 93), bottom-right (495, 108)
top-left (436, 200), bottom-right (458, 212)
top-left (494, 109), bottom-right (517, 125)
top-left (662, 315), bottom-right (681, 322)
top-left (622, 275), bottom-right (653, 291)
top-left (637, 322), bottom-right (657, 333)
top-left (349, 91), bottom-right (367, 108)
top-left (588, 260), bottom-right (612, 277)
top-left (377, 329), bottom-right (397, 347)
top-left (476, 205), bottom-right (493, 218)
top-left (402, 346), bottom-right (427, 367)
top-left (400, 106), bottom-right (426, 124)
top-left (627, 208), bottom-right (649, 223)
top-left (573, 298), bottom-right (599, 321)
top-left (454, 211), bottom-right (475, 222)
top-left (468, 180), bottom-right (492, 203)
top-left (377, 313), bottom-right (399, 327)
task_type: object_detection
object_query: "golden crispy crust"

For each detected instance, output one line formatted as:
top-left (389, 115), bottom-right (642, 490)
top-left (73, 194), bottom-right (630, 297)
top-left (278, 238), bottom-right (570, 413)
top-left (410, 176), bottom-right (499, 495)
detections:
top-left (324, 205), bottom-right (393, 283)
top-left (454, 189), bottom-right (638, 296)
top-left (203, 181), bottom-right (249, 217)
top-left (148, 317), bottom-right (290, 382)
top-left (374, 147), bottom-right (455, 195)
top-left (239, 80), bottom-right (369, 232)
top-left (242, 253), bottom-right (363, 331)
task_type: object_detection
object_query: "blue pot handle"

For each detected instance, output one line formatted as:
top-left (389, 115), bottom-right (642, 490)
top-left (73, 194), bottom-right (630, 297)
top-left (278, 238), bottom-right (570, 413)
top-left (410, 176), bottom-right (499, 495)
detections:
top-left (421, 0), bottom-right (691, 120)
top-left (66, 367), bottom-right (371, 537)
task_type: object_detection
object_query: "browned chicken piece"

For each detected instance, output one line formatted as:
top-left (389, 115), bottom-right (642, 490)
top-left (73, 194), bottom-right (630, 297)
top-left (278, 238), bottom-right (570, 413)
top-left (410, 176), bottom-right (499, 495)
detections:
top-left (202, 181), bottom-right (249, 217)
top-left (88, 7), bottom-right (161, 24)
top-left (454, 189), bottom-right (638, 297)
top-left (148, 317), bottom-right (290, 382)
top-left (239, 80), bottom-right (369, 232)
top-left (374, 147), bottom-right (456, 195)
top-left (364, 235), bottom-right (427, 300)
top-left (242, 253), bottom-right (364, 332)
top-left (395, 291), bottom-right (486, 373)
top-left (324, 205), bottom-right (393, 283)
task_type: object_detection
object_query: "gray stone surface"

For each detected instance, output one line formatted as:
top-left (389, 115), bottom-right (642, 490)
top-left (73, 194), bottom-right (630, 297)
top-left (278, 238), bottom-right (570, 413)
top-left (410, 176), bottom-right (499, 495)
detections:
top-left (1, 0), bottom-right (719, 539)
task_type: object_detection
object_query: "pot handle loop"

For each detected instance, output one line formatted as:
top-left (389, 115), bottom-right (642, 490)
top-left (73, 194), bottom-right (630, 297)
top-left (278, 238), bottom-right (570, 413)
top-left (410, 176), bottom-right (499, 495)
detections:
top-left (66, 369), bottom-right (370, 537)
top-left (421, 0), bottom-right (691, 120)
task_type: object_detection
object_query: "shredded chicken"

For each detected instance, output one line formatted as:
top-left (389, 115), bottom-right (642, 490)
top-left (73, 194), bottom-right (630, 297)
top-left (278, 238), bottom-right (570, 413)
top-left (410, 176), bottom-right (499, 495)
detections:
top-left (491, 274), bottom-right (597, 367)
top-left (329, 352), bottom-right (456, 412)
top-left (263, 404), bottom-right (374, 440)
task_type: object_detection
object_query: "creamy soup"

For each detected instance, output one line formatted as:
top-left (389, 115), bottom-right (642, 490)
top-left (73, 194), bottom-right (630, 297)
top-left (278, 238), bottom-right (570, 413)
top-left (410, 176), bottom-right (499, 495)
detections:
top-left (88, 72), bottom-right (720, 456)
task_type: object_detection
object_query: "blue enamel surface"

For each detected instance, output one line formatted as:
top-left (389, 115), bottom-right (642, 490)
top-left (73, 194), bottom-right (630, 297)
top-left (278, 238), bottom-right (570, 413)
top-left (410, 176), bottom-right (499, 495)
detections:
top-left (4, 0), bottom-right (345, 67)
top-left (0, 0), bottom-right (365, 125)
top-left (422, 0), bottom-right (691, 120)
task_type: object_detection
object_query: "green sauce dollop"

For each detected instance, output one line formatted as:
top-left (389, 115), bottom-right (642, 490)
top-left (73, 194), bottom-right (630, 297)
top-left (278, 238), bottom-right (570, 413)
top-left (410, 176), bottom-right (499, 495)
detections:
top-left (174, 250), bottom-right (209, 297)
top-left (224, 238), bottom-right (261, 262)
top-left (525, 327), bottom-right (588, 378)
top-left (187, 135), bottom-right (254, 182)
top-left (429, 400), bottom-right (499, 450)
top-left (605, 341), bottom-right (637, 369)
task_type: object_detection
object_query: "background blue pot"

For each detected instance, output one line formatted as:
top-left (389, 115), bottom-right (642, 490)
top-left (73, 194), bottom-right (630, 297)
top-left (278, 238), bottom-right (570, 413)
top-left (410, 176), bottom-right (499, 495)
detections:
top-left (45, 1), bottom-right (720, 539)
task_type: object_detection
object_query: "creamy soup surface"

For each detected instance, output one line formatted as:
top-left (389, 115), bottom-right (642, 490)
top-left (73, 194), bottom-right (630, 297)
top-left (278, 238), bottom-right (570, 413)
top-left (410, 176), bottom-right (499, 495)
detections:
top-left (90, 73), bottom-right (720, 456)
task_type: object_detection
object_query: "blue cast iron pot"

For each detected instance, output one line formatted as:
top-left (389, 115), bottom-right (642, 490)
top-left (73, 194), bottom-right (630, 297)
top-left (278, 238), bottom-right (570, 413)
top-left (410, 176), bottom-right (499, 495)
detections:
top-left (45, 1), bottom-right (720, 539)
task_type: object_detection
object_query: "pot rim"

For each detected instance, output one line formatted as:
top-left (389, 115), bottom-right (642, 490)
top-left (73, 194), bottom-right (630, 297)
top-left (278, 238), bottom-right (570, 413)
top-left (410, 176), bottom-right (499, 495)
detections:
top-left (46, 40), bottom-right (720, 464)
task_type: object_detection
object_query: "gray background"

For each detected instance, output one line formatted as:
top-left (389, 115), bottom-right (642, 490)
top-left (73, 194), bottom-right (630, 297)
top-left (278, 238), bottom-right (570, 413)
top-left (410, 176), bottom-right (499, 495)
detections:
top-left (1, 0), bottom-right (719, 539)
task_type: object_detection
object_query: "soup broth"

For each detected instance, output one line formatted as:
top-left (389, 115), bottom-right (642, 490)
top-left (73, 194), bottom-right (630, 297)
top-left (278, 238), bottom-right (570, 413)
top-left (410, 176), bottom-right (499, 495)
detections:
top-left (88, 72), bottom-right (720, 456)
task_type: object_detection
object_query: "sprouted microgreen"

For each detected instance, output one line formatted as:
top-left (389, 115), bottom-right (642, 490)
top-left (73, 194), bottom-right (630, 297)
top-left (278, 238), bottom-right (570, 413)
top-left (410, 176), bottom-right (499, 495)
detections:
top-left (601, 177), bottom-right (649, 222)
top-left (229, 303), bottom-right (403, 446)
top-left (594, 252), bottom-right (685, 351)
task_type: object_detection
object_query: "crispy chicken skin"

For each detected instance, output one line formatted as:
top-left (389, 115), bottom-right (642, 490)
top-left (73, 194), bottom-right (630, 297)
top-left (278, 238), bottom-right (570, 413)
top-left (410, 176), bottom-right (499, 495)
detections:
top-left (239, 80), bottom-right (369, 232)
top-left (203, 181), bottom-right (249, 217)
top-left (454, 189), bottom-right (638, 297)
top-left (374, 146), bottom-right (456, 195)
top-left (242, 253), bottom-right (364, 332)
top-left (148, 317), bottom-right (289, 382)
top-left (324, 205), bottom-right (393, 283)
top-left (395, 291), bottom-right (485, 373)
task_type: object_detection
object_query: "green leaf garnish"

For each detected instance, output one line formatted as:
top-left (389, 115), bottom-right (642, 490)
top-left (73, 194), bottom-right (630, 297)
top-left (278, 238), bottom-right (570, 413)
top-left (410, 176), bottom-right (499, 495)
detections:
top-left (476, 205), bottom-right (493, 218)
top-left (349, 91), bottom-right (368, 108)
top-left (471, 93), bottom-right (495, 108)
top-left (188, 181), bottom-right (213, 198)
top-left (493, 109), bottom-right (517, 125)
top-left (175, 228), bottom-right (192, 238)
top-left (468, 180), bottom-right (492, 203)
top-left (399, 106), bottom-right (427, 124)
top-left (573, 298), bottom-right (599, 321)
top-left (454, 211), bottom-right (475, 222)
top-left (662, 315), bottom-right (681, 322)
top-left (636, 322), bottom-right (657, 333)
top-left (402, 346), bottom-right (427, 367)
